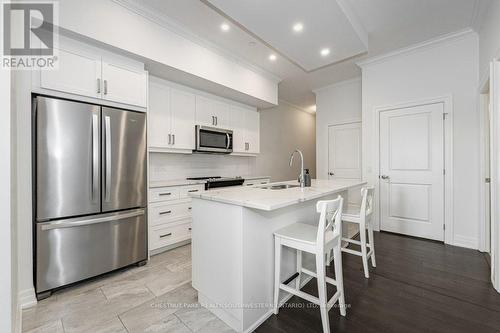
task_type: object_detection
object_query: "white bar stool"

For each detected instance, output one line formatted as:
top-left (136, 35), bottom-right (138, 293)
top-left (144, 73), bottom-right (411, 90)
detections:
top-left (273, 196), bottom-right (346, 333)
top-left (340, 186), bottom-right (376, 278)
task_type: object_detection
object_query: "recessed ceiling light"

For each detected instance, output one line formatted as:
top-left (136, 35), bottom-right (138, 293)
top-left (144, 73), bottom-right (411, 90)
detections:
top-left (292, 22), bottom-right (304, 32)
top-left (220, 23), bottom-right (230, 32)
top-left (320, 48), bottom-right (330, 56)
top-left (269, 54), bottom-right (277, 61)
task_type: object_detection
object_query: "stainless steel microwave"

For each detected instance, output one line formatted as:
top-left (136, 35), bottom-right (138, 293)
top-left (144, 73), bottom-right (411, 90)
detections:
top-left (195, 125), bottom-right (233, 154)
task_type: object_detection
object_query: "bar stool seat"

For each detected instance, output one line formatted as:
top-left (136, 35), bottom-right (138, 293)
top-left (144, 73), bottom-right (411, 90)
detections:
top-left (275, 222), bottom-right (336, 245)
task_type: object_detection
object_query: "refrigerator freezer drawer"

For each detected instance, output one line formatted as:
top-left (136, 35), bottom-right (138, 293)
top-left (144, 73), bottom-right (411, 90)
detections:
top-left (36, 209), bottom-right (147, 293)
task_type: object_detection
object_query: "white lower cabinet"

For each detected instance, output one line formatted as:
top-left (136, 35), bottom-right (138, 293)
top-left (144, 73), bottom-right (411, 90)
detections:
top-left (148, 184), bottom-right (204, 252)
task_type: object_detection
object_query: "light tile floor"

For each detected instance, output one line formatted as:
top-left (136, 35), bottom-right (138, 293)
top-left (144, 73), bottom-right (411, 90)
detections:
top-left (22, 245), bottom-right (234, 333)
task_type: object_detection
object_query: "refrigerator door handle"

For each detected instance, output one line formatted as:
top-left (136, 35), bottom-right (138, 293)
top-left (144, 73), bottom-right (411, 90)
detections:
top-left (39, 209), bottom-right (145, 231)
top-left (105, 115), bottom-right (111, 202)
top-left (91, 114), bottom-right (99, 202)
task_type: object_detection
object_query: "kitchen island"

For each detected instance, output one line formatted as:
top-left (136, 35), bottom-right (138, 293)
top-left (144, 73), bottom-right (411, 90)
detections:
top-left (190, 179), bottom-right (366, 332)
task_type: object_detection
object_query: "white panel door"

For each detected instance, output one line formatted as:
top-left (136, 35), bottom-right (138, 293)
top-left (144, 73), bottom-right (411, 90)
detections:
top-left (40, 48), bottom-right (101, 99)
top-left (328, 122), bottom-right (361, 179)
top-left (148, 81), bottom-right (171, 148)
top-left (379, 103), bottom-right (444, 241)
top-left (102, 62), bottom-right (148, 107)
top-left (229, 105), bottom-right (247, 153)
top-left (170, 88), bottom-right (196, 150)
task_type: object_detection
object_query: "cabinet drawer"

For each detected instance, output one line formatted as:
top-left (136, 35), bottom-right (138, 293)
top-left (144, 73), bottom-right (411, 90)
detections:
top-left (150, 222), bottom-right (192, 249)
top-left (149, 201), bottom-right (192, 226)
top-left (149, 187), bottom-right (180, 202)
top-left (179, 185), bottom-right (204, 198)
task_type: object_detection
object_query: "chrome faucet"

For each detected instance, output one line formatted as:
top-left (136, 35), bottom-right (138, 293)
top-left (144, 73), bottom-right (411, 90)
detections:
top-left (289, 149), bottom-right (305, 188)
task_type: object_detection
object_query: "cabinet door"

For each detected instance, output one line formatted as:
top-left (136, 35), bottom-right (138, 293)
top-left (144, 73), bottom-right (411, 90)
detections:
top-left (148, 81), bottom-right (171, 148)
top-left (171, 88), bottom-right (196, 150)
top-left (102, 62), bottom-right (147, 107)
top-left (40, 48), bottom-right (101, 99)
top-left (229, 105), bottom-right (247, 153)
top-left (212, 101), bottom-right (230, 128)
top-left (246, 109), bottom-right (260, 154)
top-left (195, 96), bottom-right (215, 127)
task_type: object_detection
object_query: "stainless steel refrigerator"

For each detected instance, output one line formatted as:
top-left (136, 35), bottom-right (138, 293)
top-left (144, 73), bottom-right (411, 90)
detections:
top-left (33, 96), bottom-right (147, 299)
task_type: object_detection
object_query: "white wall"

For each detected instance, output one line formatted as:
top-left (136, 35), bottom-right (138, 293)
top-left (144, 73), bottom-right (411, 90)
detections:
top-left (57, 0), bottom-right (278, 106)
top-left (150, 153), bottom-right (257, 181)
top-left (360, 31), bottom-right (480, 249)
top-left (479, 0), bottom-right (500, 84)
top-left (255, 102), bottom-right (316, 182)
top-left (1, 67), bottom-right (13, 332)
top-left (315, 78), bottom-right (362, 179)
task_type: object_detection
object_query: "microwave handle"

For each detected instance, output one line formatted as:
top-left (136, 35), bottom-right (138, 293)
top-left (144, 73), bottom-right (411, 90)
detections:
top-left (226, 133), bottom-right (231, 149)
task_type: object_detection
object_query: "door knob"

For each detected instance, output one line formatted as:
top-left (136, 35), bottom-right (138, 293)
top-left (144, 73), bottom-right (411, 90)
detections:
top-left (328, 172), bottom-right (334, 176)
top-left (380, 175), bottom-right (390, 180)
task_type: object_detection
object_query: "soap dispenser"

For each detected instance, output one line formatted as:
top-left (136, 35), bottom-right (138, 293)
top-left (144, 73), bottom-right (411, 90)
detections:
top-left (304, 169), bottom-right (311, 187)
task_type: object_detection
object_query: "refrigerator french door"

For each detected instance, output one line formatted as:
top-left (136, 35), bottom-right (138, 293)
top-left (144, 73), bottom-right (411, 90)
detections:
top-left (34, 96), bottom-right (147, 297)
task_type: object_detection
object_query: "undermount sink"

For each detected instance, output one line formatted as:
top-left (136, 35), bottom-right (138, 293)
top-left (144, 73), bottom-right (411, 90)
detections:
top-left (259, 184), bottom-right (301, 190)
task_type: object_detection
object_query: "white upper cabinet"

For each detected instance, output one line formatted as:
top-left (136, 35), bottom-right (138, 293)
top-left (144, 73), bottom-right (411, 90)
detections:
top-left (149, 81), bottom-right (171, 148)
top-left (170, 88), bottom-right (196, 150)
top-left (149, 78), bottom-right (196, 152)
top-left (40, 48), bottom-right (101, 99)
top-left (38, 37), bottom-right (148, 108)
top-left (230, 106), bottom-right (260, 154)
top-left (101, 62), bottom-right (148, 107)
top-left (195, 96), bottom-right (229, 128)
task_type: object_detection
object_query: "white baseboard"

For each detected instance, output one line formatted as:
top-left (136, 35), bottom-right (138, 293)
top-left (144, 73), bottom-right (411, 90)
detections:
top-left (19, 288), bottom-right (37, 309)
top-left (453, 235), bottom-right (478, 250)
top-left (14, 301), bottom-right (22, 333)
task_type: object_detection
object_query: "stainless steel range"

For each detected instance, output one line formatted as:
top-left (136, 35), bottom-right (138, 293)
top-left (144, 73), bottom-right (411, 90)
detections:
top-left (186, 176), bottom-right (245, 190)
top-left (33, 96), bottom-right (148, 299)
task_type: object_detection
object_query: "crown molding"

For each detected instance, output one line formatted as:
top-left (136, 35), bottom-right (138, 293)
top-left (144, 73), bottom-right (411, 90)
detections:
top-left (357, 28), bottom-right (477, 68)
top-left (336, 0), bottom-right (368, 49)
top-left (313, 76), bottom-right (361, 94)
top-left (112, 0), bottom-right (282, 84)
top-left (272, 99), bottom-right (316, 115)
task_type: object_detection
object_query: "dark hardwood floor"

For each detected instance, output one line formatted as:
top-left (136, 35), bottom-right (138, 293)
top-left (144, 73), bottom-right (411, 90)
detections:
top-left (257, 231), bottom-right (500, 333)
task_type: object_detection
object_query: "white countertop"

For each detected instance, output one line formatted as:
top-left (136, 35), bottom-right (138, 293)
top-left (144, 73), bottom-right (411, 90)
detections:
top-left (149, 176), bottom-right (271, 188)
top-left (190, 179), bottom-right (366, 211)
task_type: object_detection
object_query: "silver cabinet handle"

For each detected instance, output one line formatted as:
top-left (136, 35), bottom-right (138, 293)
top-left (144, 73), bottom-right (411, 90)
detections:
top-left (103, 80), bottom-right (108, 95)
top-left (168, 134), bottom-right (171, 145)
top-left (91, 114), bottom-right (99, 202)
top-left (97, 78), bottom-right (101, 94)
top-left (212, 116), bottom-right (215, 125)
top-left (172, 134), bottom-right (175, 145)
top-left (40, 209), bottom-right (145, 231)
top-left (380, 175), bottom-right (390, 180)
top-left (159, 210), bottom-right (172, 215)
top-left (159, 192), bottom-right (171, 196)
top-left (105, 116), bottom-right (111, 202)
top-left (188, 189), bottom-right (198, 193)
top-left (215, 116), bottom-right (218, 126)
top-left (159, 232), bottom-right (172, 238)
top-left (188, 227), bottom-right (192, 231)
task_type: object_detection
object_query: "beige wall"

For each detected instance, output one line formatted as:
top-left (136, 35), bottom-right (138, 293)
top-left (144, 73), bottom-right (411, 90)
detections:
top-left (256, 102), bottom-right (316, 182)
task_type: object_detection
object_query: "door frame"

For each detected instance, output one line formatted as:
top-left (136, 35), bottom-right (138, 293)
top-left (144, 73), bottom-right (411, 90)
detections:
top-left (478, 77), bottom-right (491, 253)
top-left (372, 95), bottom-right (453, 244)
top-left (327, 120), bottom-right (362, 180)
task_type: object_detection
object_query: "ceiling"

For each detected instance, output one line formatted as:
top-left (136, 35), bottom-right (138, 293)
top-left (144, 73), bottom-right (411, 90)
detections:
top-left (124, 0), bottom-right (483, 111)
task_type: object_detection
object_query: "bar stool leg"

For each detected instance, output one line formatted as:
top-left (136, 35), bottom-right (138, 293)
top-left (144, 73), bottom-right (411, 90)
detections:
top-left (273, 238), bottom-right (282, 315)
top-left (296, 250), bottom-right (302, 290)
top-left (333, 245), bottom-right (346, 316)
top-left (368, 223), bottom-right (376, 267)
top-left (359, 223), bottom-right (369, 278)
top-left (315, 251), bottom-right (330, 333)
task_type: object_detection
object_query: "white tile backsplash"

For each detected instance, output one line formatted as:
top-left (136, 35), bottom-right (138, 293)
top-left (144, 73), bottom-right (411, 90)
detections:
top-left (149, 153), bottom-right (257, 181)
